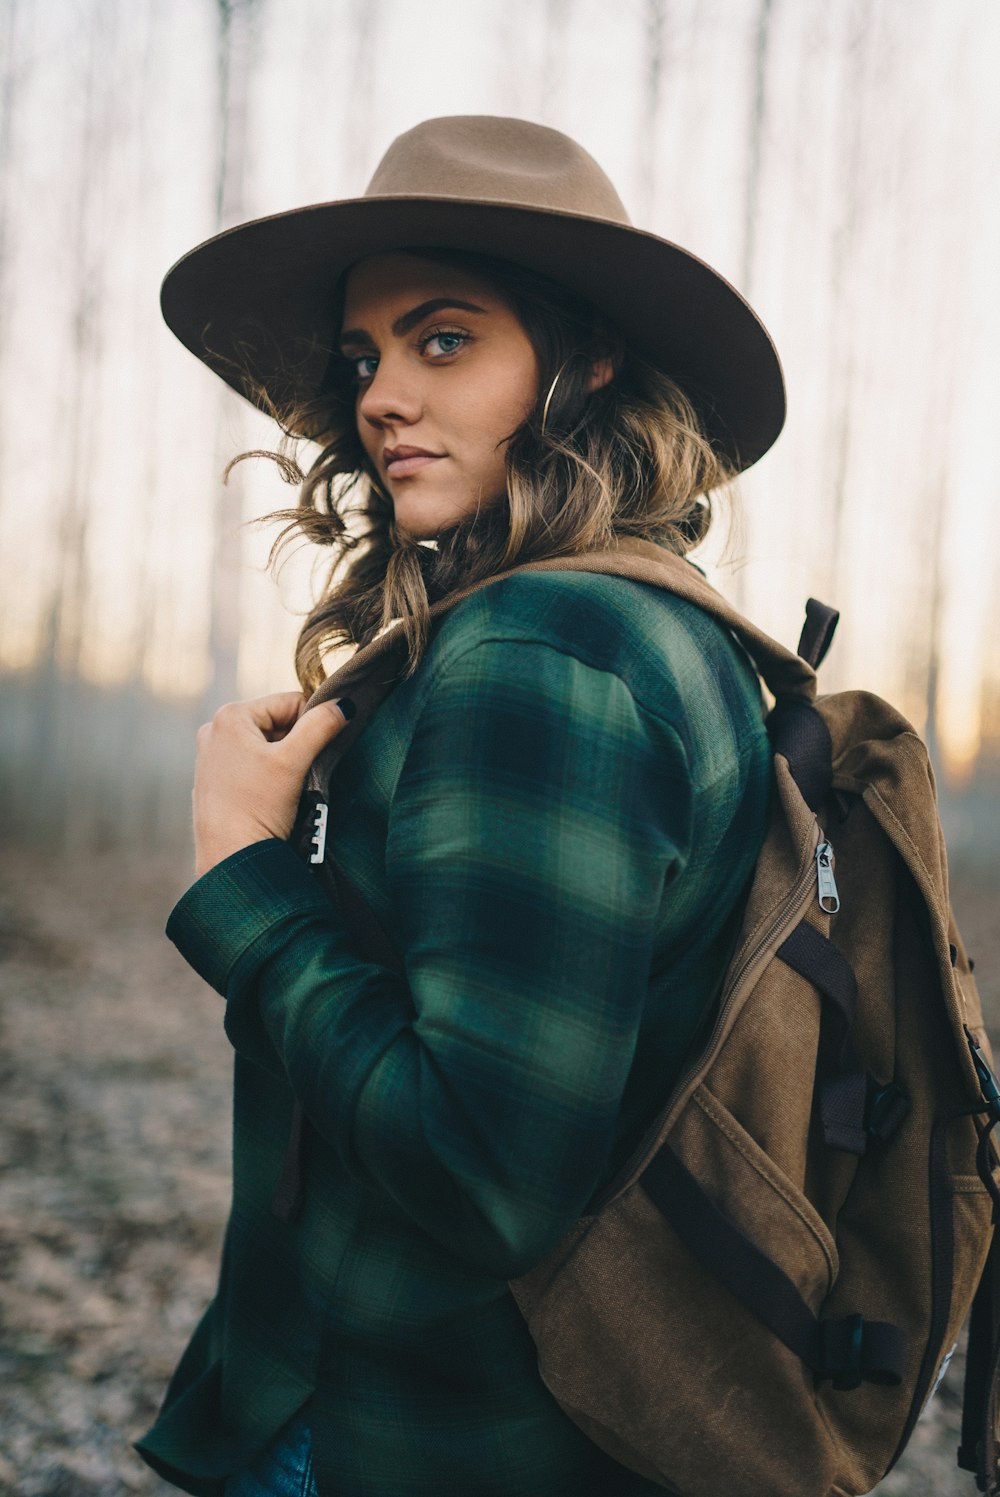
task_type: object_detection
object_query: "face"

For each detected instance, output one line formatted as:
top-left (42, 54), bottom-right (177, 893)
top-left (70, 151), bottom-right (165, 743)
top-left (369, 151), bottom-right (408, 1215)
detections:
top-left (339, 253), bottom-right (540, 540)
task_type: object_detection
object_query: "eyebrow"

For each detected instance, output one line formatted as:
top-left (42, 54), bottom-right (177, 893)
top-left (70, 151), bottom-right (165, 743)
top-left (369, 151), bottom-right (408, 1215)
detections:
top-left (338, 298), bottom-right (489, 349)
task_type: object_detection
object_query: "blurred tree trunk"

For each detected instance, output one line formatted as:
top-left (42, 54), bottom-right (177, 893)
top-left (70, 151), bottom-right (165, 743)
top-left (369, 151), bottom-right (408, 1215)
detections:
top-left (205, 0), bottom-right (260, 714)
top-left (0, 0), bottom-right (21, 524)
top-left (118, 0), bottom-right (168, 842)
top-left (539, 0), bottom-right (571, 118)
top-left (741, 0), bottom-right (774, 298)
top-left (920, 476), bottom-right (947, 772)
top-left (31, 1), bottom-right (112, 840)
top-left (823, 1), bottom-right (870, 608)
top-left (341, 0), bottom-right (381, 183)
top-left (730, 0), bottom-right (776, 610)
top-left (634, 0), bottom-right (666, 223)
top-left (905, 20), bottom-right (969, 778)
top-left (37, 16), bottom-right (105, 681)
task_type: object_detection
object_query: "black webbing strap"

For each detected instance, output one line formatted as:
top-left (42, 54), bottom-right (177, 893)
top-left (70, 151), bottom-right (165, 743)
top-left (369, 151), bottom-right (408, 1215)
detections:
top-left (642, 1145), bottom-right (905, 1391)
top-left (959, 1227), bottom-right (1000, 1490)
top-left (797, 599), bottom-right (840, 670)
top-left (883, 1118), bottom-right (959, 1475)
top-left (767, 697), bottom-right (834, 812)
top-left (959, 1035), bottom-right (1000, 1492)
top-left (777, 920), bottom-right (868, 1155)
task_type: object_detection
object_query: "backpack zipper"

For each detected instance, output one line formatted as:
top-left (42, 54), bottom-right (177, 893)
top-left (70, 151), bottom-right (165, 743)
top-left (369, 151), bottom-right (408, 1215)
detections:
top-left (701, 830), bottom-right (826, 1060)
top-left (590, 826), bottom-right (824, 1212)
top-left (815, 840), bottom-right (840, 913)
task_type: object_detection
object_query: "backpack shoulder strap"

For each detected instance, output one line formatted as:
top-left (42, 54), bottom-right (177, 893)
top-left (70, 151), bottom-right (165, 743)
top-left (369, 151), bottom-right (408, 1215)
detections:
top-left (306, 537), bottom-right (818, 786)
top-left (509, 538), bottom-right (819, 703)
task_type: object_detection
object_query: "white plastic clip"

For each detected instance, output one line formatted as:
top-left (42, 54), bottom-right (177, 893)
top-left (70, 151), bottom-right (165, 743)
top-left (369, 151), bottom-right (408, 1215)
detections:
top-left (309, 801), bottom-right (329, 865)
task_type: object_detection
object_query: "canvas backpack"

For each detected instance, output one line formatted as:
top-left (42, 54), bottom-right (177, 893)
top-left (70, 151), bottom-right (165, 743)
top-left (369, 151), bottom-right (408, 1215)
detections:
top-left (284, 538), bottom-right (1000, 1497)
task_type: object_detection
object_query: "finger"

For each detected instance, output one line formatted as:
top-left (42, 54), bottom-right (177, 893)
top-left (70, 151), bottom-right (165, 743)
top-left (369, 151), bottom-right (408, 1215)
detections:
top-left (279, 699), bottom-right (353, 769)
top-left (240, 692), bottom-right (308, 736)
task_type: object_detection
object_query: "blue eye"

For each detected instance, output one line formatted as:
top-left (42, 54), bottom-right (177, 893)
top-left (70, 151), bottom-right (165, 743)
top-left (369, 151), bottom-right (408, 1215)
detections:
top-left (351, 355), bottom-right (378, 383)
top-left (420, 329), bottom-right (469, 357)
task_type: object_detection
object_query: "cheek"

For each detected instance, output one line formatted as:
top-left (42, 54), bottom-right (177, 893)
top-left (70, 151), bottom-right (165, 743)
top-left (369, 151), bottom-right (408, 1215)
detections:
top-left (355, 409), bottom-right (376, 457)
top-left (474, 352), bottom-right (538, 446)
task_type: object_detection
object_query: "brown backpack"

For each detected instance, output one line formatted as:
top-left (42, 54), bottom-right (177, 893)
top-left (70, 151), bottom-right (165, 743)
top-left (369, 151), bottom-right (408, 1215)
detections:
top-left (295, 540), bottom-right (1000, 1497)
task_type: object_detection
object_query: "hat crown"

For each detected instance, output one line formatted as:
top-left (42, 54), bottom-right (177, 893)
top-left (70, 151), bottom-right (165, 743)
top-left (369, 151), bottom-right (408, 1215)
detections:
top-left (365, 115), bottom-right (632, 225)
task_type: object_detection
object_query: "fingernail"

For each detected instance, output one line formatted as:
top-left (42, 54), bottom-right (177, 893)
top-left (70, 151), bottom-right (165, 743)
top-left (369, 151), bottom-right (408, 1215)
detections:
top-left (336, 696), bottom-right (356, 721)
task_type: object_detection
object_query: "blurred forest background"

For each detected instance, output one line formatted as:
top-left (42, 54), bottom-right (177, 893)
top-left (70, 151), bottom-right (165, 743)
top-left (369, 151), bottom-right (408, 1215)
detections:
top-left (1, 0), bottom-right (999, 1493)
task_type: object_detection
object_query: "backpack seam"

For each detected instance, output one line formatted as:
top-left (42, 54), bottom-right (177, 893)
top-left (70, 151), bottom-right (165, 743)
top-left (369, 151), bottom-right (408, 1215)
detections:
top-left (692, 1085), bottom-right (838, 1289)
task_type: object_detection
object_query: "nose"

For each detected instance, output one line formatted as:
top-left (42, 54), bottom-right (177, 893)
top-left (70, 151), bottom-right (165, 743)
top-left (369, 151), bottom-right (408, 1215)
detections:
top-left (356, 351), bottom-right (423, 431)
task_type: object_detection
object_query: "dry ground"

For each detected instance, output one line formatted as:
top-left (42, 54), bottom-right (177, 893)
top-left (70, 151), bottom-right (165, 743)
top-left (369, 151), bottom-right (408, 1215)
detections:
top-left (0, 842), bottom-right (997, 1496)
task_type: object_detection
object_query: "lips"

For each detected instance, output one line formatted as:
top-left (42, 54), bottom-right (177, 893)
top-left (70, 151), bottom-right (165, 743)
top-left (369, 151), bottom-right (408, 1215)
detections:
top-left (383, 445), bottom-right (445, 478)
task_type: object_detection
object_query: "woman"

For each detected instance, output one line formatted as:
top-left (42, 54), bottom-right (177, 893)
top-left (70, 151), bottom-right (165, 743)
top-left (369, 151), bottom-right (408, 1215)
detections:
top-left (136, 116), bottom-right (783, 1497)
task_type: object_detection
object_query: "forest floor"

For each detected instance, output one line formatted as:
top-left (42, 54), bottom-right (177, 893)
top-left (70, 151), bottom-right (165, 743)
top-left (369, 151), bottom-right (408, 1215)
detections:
top-left (0, 840), bottom-right (998, 1497)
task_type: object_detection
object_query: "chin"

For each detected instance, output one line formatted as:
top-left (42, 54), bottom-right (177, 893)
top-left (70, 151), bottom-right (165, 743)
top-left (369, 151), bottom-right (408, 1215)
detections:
top-left (392, 489), bottom-right (503, 545)
top-left (394, 518), bottom-right (443, 543)
top-left (392, 502), bottom-right (465, 543)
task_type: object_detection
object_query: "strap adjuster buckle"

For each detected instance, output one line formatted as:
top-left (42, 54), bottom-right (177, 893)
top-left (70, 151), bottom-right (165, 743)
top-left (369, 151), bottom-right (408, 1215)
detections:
top-left (966, 1027), bottom-right (1000, 1124)
top-left (817, 1313), bottom-right (866, 1391)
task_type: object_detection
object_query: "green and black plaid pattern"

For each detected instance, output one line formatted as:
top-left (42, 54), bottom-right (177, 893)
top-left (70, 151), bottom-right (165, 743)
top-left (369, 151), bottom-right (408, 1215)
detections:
top-left (136, 569), bottom-right (771, 1497)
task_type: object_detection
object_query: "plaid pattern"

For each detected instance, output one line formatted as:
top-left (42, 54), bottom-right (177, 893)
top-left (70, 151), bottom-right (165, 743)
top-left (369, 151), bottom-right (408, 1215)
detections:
top-left (136, 569), bottom-right (771, 1497)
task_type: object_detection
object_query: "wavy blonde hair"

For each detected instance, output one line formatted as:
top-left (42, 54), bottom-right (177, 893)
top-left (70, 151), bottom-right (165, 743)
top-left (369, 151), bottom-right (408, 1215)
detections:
top-left (233, 249), bottom-right (739, 694)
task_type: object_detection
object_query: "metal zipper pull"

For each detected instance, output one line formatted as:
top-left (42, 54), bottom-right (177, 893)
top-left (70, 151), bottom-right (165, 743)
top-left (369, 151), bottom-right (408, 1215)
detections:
top-left (309, 800), bottom-right (329, 865)
top-left (815, 839), bottom-right (840, 914)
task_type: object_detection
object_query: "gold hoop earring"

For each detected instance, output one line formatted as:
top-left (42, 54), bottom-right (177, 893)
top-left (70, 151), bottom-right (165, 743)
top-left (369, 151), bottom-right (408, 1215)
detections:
top-left (540, 361), bottom-right (569, 437)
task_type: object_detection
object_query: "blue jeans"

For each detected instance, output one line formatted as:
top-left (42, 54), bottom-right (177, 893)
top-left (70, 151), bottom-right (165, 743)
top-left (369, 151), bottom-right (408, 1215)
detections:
top-left (224, 1413), bottom-right (318, 1497)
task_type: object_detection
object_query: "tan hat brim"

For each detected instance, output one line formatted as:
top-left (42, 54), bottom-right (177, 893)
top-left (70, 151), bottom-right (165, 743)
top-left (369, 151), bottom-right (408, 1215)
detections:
top-left (160, 195), bottom-right (785, 473)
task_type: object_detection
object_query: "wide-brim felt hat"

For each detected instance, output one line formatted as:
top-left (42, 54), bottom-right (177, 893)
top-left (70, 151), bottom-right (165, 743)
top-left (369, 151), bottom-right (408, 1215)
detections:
top-left (160, 114), bottom-right (785, 473)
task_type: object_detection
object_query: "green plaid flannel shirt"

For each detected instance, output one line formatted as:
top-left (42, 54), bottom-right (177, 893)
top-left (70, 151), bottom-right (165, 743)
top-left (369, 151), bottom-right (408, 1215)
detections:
top-left (136, 568), bottom-right (771, 1497)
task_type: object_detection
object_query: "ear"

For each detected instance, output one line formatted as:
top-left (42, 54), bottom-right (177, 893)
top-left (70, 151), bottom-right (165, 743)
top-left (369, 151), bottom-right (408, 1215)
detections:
top-left (585, 356), bottom-right (615, 393)
top-left (585, 340), bottom-right (623, 394)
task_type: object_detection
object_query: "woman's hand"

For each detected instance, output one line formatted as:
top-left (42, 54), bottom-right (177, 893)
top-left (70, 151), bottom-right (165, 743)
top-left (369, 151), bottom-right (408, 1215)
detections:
top-left (192, 692), bottom-right (354, 878)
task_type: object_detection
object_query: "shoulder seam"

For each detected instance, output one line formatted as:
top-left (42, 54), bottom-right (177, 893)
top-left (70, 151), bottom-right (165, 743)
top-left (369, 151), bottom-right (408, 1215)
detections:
top-left (419, 632), bottom-right (689, 735)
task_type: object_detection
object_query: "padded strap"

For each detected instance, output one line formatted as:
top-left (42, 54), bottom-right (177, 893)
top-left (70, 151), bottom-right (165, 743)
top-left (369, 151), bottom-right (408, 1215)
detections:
top-left (642, 1145), bottom-right (905, 1390)
top-left (305, 540), bottom-right (819, 788)
top-left (767, 697), bottom-right (833, 812)
top-left (777, 920), bottom-right (868, 1155)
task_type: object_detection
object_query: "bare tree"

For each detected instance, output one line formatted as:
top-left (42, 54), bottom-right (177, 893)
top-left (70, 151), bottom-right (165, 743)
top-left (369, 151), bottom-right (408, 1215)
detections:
top-left (822, 0), bottom-right (870, 609)
top-left (204, 0), bottom-right (261, 714)
top-left (340, 0), bottom-right (382, 185)
top-left (114, 0), bottom-right (170, 842)
top-left (29, 0), bottom-right (113, 838)
top-left (741, 0), bottom-right (775, 297)
top-left (539, 0), bottom-right (571, 120)
top-left (0, 0), bottom-right (22, 529)
top-left (896, 9), bottom-right (973, 776)
top-left (727, 0), bottom-right (777, 609)
top-left (634, 0), bottom-right (667, 223)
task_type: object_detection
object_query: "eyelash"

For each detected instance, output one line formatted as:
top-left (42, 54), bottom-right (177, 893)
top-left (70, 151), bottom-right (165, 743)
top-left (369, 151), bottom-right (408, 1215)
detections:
top-left (347, 325), bottom-right (471, 385)
top-left (419, 324), bottom-right (471, 358)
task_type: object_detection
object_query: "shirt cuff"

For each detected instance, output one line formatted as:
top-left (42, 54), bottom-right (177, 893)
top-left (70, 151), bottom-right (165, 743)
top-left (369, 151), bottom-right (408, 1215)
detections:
top-left (166, 838), bottom-right (334, 997)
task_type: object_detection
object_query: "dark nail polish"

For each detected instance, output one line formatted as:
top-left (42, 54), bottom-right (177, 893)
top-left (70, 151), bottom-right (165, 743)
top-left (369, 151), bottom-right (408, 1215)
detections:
top-left (336, 696), bottom-right (356, 721)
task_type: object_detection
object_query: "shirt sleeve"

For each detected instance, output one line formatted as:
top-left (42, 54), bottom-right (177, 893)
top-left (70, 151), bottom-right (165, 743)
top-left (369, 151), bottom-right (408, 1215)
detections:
top-left (167, 638), bottom-right (693, 1279)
